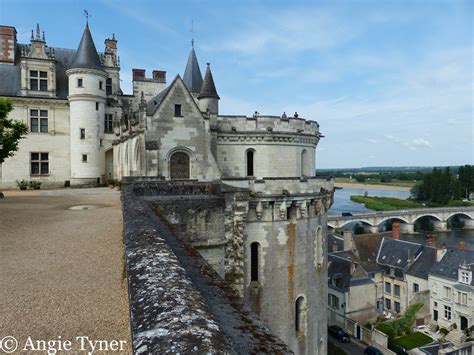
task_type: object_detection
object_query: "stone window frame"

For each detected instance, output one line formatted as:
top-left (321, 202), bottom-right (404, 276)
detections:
top-left (174, 104), bottom-right (183, 117)
top-left (413, 283), bottom-right (419, 293)
top-left (295, 295), bottom-right (307, 338)
top-left (250, 242), bottom-right (260, 282)
top-left (385, 298), bottom-right (391, 310)
top-left (82, 154), bottom-right (88, 163)
top-left (30, 108), bottom-right (48, 133)
top-left (395, 301), bottom-right (401, 313)
top-left (30, 152), bottom-right (49, 176)
top-left (80, 128), bottom-right (85, 140)
top-left (106, 78), bottom-right (112, 95)
top-left (104, 113), bottom-right (114, 133)
top-left (77, 78), bottom-right (83, 88)
top-left (385, 281), bottom-right (391, 294)
top-left (314, 226), bottom-right (324, 271)
top-left (328, 293), bottom-right (339, 309)
top-left (29, 70), bottom-right (48, 91)
top-left (394, 284), bottom-right (401, 298)
top-left (444, 305), bottom-right (451, 320)
top-left (245, 148), bottom-right (255, 177)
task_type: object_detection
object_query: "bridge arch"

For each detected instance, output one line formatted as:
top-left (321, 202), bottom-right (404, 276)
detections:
top-left (377, 216), bottom-right (410, 226)
top-left (339, 219), bottom-right (375, 229)
top-left (446, 212), bottom-right (474, 221)
top-left (412, 214), bottom-right (443, 223)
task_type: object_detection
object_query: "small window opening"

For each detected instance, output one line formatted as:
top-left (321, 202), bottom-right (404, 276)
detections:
top-left (80, 128), bottom-right (85, 140)
top-left (96, 102), bottom-right (99, 111)
top-left (82, 154), bottom-right (88, 163)
top-left (246, 150), bottom-right (254, 176)
top-left (174, 104), bottom-right (182, 117)
top-left (99, 81), bottom-right (103, 90)
top-left (295, 296), bottom-right (305, 332)
top-left (77, 78), bottom-right (83, 87)
top-left (250, 242), bottom-right (259, 282)
top-left (106, 78), bottom-right (112, 95)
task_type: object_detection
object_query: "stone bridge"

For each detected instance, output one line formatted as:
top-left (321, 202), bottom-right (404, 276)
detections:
top-left (328, 207), bottom-right (474, 234)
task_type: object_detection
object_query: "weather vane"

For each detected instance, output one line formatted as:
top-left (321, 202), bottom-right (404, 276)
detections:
top-left (190, 20), bottom-right (194, 47)
top-left (84, 9), bottom-right (91, 21)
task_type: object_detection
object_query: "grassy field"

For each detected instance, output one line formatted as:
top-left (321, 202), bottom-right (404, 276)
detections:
top-left (392, 332), bottom-right (433, 350)
top-left (350, 196), bottom-right (424, 211)
top-left (335, 177), bottom-right (417, 187)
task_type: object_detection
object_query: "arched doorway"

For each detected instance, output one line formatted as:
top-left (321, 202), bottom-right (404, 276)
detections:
top-left (170, 152), bottom-right (190, 179)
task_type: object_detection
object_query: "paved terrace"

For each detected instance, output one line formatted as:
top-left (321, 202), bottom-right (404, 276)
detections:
top-left (0, 188), bottom-right (131, 352)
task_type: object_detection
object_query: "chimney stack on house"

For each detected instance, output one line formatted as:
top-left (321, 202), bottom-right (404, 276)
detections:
top-left (0, 26), bottom-right (17, 64)
top-left (436, 243), bottom-right (447, 262)
top-left (343, 229), bottom-right (353, 251)
top-left (426, 235), bottom-right (435, 247)
top-left (392, 222), bottom-right (400, 240)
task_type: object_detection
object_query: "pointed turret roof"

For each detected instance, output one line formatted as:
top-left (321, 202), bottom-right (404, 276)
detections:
top-left (183, 47), bottom-right (202, 93)
top-left (198, 63), bottom-right (220, 99)
top-left (71, 22), bottom-right (103, 71)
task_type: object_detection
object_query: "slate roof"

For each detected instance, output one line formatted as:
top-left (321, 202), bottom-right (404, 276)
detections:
top-left (353, 232), bottom-right (387, 274)
top-left (0, 45), bottom-right (76, 99)
top-left (328, 254), bottom-right (353, 291)
top-left (183, 47), bottom-right (202, 93)
top-left (70, 22), bottom-right (104, 71)
top-left (430, 247), bottom-right (474, 285)
top-left (406, 245), bottom-right (436, 279)
top-left (198, 63), bottom-right (219, 99)
top-left (376, 237), bottom-right (423, 270)
top-left (146, 76), bottom-right (177, 115)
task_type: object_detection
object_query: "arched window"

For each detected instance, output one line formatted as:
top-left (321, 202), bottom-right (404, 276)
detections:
top-left (246, 149), bottom-right (254, 177)
top-left (170, 152), bottom-right (190, 179)
top-left (250, 242), bottom-right (259, 282)
top-left (295, 296), bottom-right (307, 335)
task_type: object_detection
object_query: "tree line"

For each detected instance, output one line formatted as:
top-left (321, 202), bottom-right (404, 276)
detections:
top-left (410, 165), bottom-right (473, 204)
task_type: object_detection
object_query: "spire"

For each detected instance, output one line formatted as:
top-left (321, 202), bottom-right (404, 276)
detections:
top-left (183, 47), bottom-right (203, 93)
top-left (198, 63), bottom-right (219, 99)
top-left (70, 21), bottom-right (103, 71)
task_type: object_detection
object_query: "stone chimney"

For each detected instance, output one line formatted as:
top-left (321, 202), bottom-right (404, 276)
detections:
top-left (332, 240), bottom-right (338, 253)
top-left (392, 222), bottom-right (400, 240)
top-left (132, 68), bottom-right (146, 81)
top-left (343, 229), bottom-right (353, 251)
top-left (436, 243), bottom-right (447, 262)
top-left (152, 70), bottom-right (166, 83)
top-left (0, 26), bottom-right (17, 64)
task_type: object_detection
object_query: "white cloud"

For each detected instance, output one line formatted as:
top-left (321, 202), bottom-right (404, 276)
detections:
top-left (412, 138), bottom-right (432, 148)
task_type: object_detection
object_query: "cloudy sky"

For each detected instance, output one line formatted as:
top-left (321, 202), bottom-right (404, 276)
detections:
top-left (1, 0), bottom-right (472, 168)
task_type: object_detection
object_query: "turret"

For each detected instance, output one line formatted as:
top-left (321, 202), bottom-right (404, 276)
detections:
top-left (66, 21), bottom-right (108, 186)
top-left (198, 63), bottom-right (219, 115)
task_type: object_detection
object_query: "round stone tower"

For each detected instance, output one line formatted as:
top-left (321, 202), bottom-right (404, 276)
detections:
top-left (66, 21), bottom-right (108, 186)
top-left (198, 63), bottom-right (220, 115)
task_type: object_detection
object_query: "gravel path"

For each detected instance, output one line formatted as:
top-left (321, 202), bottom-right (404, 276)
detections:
top-left (0, 188), bottom-right (131, 353)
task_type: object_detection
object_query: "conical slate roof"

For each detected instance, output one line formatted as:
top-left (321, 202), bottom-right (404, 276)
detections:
top-left (198, 63), bottom-right (219, 99)
top-left (71, 22), bottom-right (103, 71)
top-left (183, 47), bottom-right (202, 93)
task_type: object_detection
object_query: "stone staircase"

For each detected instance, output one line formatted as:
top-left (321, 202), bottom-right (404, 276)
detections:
top-left (445, 329), bottom-right (466, 346)
top-left (426, 322), bottom-right (438, 333)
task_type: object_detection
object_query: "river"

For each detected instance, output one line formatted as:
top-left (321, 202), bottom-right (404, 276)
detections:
top-left (329, 187), bottom-right (474, 248)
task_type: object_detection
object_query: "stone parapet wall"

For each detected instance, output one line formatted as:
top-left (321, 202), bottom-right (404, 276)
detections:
top-left (217, 115), bottom-right (320, 136)
top-left (121, 182), bottom-right (293, 354)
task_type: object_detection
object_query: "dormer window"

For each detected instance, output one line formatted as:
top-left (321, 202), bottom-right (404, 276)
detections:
top-left (459, 270), bottom-right (471, 284)
top-left (30, 70), bottom-right (48, 91)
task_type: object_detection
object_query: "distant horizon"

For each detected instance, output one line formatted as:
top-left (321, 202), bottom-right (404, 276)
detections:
top-left (1, 0), bottom-right (472, 167)
top-left (318, 164), bottom-right (471, 170)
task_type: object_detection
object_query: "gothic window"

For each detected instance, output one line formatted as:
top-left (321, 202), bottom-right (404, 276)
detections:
top-left (30, 152), bottom-right (49, 175)
top-left (246, 149), bottom-right (254, 176)
top-left (295, 296), bottom-right (307, 336)
top-left (170, 152), bottom-right (190, 179)
top-left (30, 109), bottom-right (48, 133)
top-left (104, 114), bottom-right (113, 133)
top-left (106, 78), bottom-right (112, 95)
top-left (30, 70), bottom-right (48, 91)
top-left (250, 242), bottom-right (259, 282)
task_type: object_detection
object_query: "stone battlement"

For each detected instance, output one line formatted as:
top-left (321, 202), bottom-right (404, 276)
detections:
top-left (216, 115), bottom-right (320, 136)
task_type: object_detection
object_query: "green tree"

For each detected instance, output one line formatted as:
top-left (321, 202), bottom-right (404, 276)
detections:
top-left (0, 98), bottom-right (28, 164)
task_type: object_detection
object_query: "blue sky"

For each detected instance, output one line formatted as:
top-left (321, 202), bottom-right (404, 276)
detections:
top-left (1, 0), bottom-right (472, 168)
